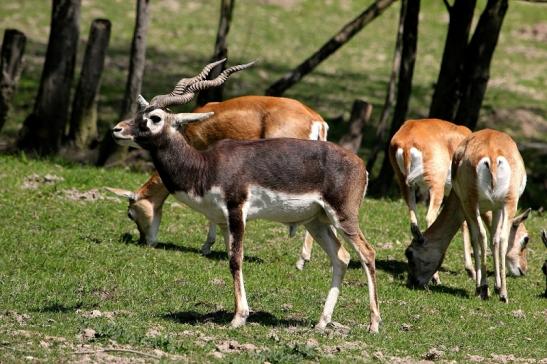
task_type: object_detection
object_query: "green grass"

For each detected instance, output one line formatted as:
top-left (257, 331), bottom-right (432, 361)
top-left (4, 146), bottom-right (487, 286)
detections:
top-left (0, 155), bottom-right (546, 362)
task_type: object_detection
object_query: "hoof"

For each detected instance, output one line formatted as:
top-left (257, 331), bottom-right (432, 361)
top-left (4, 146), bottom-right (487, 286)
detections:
top-left (494, 286), bottom-right (501, 294)
top-left (431, 273), bottom-right (441, 286)
top-left (465, 268), bottom-right (476, 280)
top-left (230, 315), bottom-right (248, 328)
top-left (500, 295), bottom-right (508, 304)
top-left (295, 258), bottom-right (309, 271)
top-left (476, 285), bottom-right (489, 300)
top-left (200, 243), bottom-right (213, 256)
top-left (314, 321), bottom-right (327, 331)
top-left (368, 321), bottom-right (380, 334)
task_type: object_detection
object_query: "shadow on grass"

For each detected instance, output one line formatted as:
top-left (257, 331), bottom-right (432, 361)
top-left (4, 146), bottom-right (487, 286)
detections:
top-left (120, 234), bottom-right (264, 264)
top-left (428, 285), bottom-right (470, 298)
top-left (349, 258), bottom-right (407, 280)
top-left (162, 310), bottom-right (309, 327)
top-left (32, 302), bottom-right (84, 313)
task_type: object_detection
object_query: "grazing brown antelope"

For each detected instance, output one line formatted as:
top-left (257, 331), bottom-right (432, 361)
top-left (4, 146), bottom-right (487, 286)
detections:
top-left (391, 120), bottom-right (529, 282)
top-left (107, 62), bottom-right (327, 267)
top-left (389, 119), bottom-right (471, 283)
top-left (111, 61), bottom-right (381, 331)
top-left (406, 129), bottom-right (529, 303)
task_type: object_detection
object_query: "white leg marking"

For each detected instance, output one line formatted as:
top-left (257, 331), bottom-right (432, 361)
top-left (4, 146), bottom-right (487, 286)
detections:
top-left (201, 222), bottom-right (217, 255)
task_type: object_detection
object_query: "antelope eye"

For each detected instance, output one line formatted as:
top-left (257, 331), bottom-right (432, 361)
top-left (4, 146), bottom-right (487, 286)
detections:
top-left (150, 115), bottom-right (161, 124)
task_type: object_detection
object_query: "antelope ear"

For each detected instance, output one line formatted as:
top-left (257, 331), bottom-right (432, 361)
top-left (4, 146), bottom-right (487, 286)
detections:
top-left (137, 94), bottom-right (149, 109)
top-left (411, 223), bottom-right (425, 244)
top-left (172, 112), bottom-right (214, 128)
top-left (512, 208), bottom-right (531, 227)
top-left (105, 187), bottom-right (136, 201)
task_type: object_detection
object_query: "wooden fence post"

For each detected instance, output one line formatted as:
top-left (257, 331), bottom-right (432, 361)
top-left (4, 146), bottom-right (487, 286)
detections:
top-left (67, 19), bottom-right (111, 149)
top-left (338, 100), bottom-right (372, 154)
top-left (0, 29), bottom-right (26, 132)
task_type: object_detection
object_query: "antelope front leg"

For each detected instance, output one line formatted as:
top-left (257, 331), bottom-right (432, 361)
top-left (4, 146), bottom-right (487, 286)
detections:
top-left (227, 210), bottom-right (249, 327)
top-left (462, 221), bottom-right (476, 280)
top-left (200, 222), bottom-right (217, 255)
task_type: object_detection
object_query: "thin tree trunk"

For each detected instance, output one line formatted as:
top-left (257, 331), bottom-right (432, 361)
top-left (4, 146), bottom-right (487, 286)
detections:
top-left (197, 0), bottom-right (235, 106)
top-left (97, 0), bottom-right (150, 166)
top-left (455, 0), bottom-right (508, 130)
top-left (366, 0), bottom-right (405, 172)
top-left (338, 100), bottom-right (373, 153)
top-left (370, 0), bottom-right (420, 196)
top-left (0, 29), bottom-right (26, 132)
top-left (17, 0), bottom-right (80, 154)
top-left (429, 0), bottom-right (476, 121)
top-left (265, 0), bottom-right (396, 96)
top-left (66, 19), bottom-right (111, 149)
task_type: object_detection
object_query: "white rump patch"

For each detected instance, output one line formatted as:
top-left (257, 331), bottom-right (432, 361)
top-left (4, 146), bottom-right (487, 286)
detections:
top-left (405, 147), bottom-right (425, 189)
top-left (309, 121), bottom-right (323, 140)
top-left (476, 156), bottom-right (512, 205)
top-left (395, 148), bottom-right (405, 176)
top-left (444, 159), bottom-right (453, 196)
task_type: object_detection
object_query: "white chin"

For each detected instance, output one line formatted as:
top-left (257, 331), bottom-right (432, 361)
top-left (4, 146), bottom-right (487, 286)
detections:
top-left (113, 136), bottom-right (139, 148)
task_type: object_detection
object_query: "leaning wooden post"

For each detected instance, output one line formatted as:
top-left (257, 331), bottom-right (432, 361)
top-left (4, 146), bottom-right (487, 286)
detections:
top-left (265, 0), bottom-right (396, 96)
top-left (97, 0), bottom-right (149, 166)
top-left (338, 100), bottom-right (373, 154)
top-left (0, 29), bottom-right (26, 133)
top-left (67, 19), bottom-right (111, 149)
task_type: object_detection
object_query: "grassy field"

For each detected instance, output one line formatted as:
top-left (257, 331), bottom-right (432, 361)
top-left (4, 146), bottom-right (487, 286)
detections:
top-left (0, 1), bottom-right (546, 362)
top-left (0, 155), bottom-right (546, 362)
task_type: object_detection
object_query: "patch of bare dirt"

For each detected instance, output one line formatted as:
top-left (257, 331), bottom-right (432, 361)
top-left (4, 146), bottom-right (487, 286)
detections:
top-left (21, 174), bottom-right (64, 189)
top-left (212, 339), bottom-right (261, 359)
top-left (479, 108), bottom-right (547, 140)
top-left (59, 188), bottom-right (119, 203)
top-left (515, 22), bottom-right (547, 42)
top-left (77, 310), bottom-right (116, 319)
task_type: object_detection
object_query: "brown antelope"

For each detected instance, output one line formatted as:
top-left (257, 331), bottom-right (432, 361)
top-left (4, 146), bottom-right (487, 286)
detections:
top-left (406, 129), bottom-right (530, 303)
top-left (390, 119), bottom-right (529, 282)
top-left (107, 62), bottom-right (327, 268)
top-left (389, 119), bottom-right (471, 283)
top-left (111, 61), bottom-right (381, 331)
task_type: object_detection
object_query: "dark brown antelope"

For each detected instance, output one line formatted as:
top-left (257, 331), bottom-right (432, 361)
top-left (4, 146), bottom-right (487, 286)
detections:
top-left (406, 129), bottom-right (529, 303)
top-left (107, 92), bottom-right (328, 268)
top-left (111, 61), bottom-right (381, 331)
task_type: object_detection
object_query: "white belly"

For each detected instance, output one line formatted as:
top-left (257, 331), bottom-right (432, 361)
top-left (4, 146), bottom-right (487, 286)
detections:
top-left (174, 185), bottom-right (325, 226)
top-left (244, 186), bottom-right (323, 224)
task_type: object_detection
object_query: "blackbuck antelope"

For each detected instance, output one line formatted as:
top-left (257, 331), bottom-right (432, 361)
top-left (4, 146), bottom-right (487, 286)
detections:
top-left (389, 119), bottom-right (530, 282)
top-left (108, 92), bottom-right (328, 268)
top-left (112, 61), bottom-right (381, 331)
top-left (542, 230), bottom-right (547, 297)
top-left (406, 129), bottom-right (530, 303)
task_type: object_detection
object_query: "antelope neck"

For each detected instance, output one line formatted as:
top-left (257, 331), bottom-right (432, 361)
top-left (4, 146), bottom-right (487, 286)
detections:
top-left (148, 132), bottom-right (215, 196)
top-left (424, 191), bottom-right (465, 254)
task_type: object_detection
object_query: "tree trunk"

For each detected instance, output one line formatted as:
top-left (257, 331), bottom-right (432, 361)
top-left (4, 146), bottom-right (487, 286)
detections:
top-left (338, 100), bottom-right (373, 153)
top-left (97, 0), bottom-right (150, 166)
top-left (429, 0), bottom-right (476, 121)
top-left (0, 29), bottom-right (26, 132)
top-left (265, 0), bottom-right (396, 96)
top-left (365, 0), bottom-right (405, 172)
top-left (370, 0), bottom-right (420, 196)
top-left (66, 19), bottom-right (111, 149)
top-left (455, 0), bottom-right (508, 130)
top-left (17, 0), bottom-right (80, 154)
top-left (196, 0), bottom-right (235, 106)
